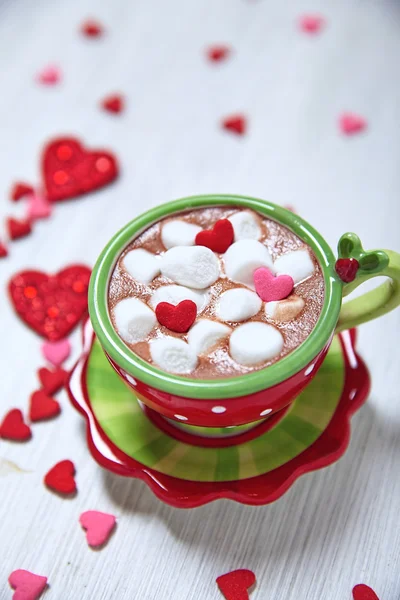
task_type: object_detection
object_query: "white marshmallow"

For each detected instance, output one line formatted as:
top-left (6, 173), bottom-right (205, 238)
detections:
top-left (274, 249), bottom-right (314, 284)
top-left (265, 295), bottom-right (305, 322)
top-left (161, 220), bottom-right (202, 249)
top-left (216, 288), bottom-right (262, 322)
top-left (223, 240), bottom-right (273, 287)
top-left (161, 245), bottom-right (220, 289)
top-left (229, 322), bottom-right (283, 366)
top-left (229, 211), bottom-right (262, 241)
top-left (113, 297), bottom-right (156, 344)
top-left (122, 249), bottom-right (160, 284)
top-left (150, 337), bottom-right (198, 374)
top-left (149, 285), bottom-right (207, 312)
top-left (188, 319), bottom-right (231, 355)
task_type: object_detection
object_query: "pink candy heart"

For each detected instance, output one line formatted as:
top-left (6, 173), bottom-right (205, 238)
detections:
top-left (41, 339), bottom-right (71, 367)
top-left (79, 510), bottom-right (116, 548)
top-left (299, 14), bottom-right (325, 34)
top-left (26, 192), bottom-right (52, 221)
top-left (254, 267), bottom-right (294, 302)
top-left (339, 113), bottom-right (367, 135)
top-left (36, 65), bottom-right (61, 85)
top-left (9, 569), bottom-right (48, 600)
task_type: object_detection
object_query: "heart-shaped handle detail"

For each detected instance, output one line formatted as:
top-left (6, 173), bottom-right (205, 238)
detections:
top-left (336, 233), bottom-right (389, 282)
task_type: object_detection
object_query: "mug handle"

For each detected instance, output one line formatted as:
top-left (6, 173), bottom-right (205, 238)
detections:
top-left (334, 233), bottom-right (400, 333)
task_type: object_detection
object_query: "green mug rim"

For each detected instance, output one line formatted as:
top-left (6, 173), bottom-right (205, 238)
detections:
top-left (88, 194), bottom-right (342, 399)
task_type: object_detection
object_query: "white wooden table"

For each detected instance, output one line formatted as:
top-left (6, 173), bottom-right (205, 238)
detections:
top-left (1, 0), bottom-right (400, 598)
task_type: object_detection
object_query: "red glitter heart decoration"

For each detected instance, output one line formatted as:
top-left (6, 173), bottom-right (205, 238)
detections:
top-left (0, 241), bottom-right (8, 258)
top-left (9, 265), bottom-right (91, 341)
top-left (81, 19), bottom-right (104, 38)
top-left (195, 219), bottom-right (234, 253)
top-left (156, 300), bottom-right (197, 333)
top-left (222, 115), bottom-right (247, 136)
top-left (352, 584), bottom-right (380, 600)
top-left (0, 409), bottom-right (32, 441)
top-left (335, 258), bottom-right (359, 283)
top-left (44, 459), bottom-right (77, 495)
top-left (10, 181), bottom-right (34, 202)
top-left (216, 569), bottom-right (256, 600)
top-left (38, 367), bottom-right (68, 395)
top-left (207, 45), bottom-right (231, 62)
top-left (101, 94), bottom-right (124, 114)
top-left (29, 390), bottom-right (61, 422)
top-left (7, 217), bottom-right (32, 240)
top-left (254, 267), bottom-right (294, 301)
top-left (42, 137), bottom-right (119, 202)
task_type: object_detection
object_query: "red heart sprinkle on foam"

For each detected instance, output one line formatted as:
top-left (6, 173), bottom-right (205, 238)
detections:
top-left (207, 45), bottom-right (231, 62)
top-left (44, 459), bottom-right (77, 495)
top-left (254, 267), bottom-right (294, 301)
top-left (299, 14), bottom-right (325, 34)
top-left (352, 584), bottom-right (380, 600)
top-left (216, 569), bottom-right (256, 600)
top-left (0, 241), bottom-right (8, 258)
top-left (195, 219), bottom-right (234, 253)
top-left (38, 367), bottom-right (68, 395)
top-left (101, 94), bottom-right (124, 114)
top-left (339, 113), bottom-right (367, 135)
top-left (335, 258), bottom-right (359, 283)
top-left (10, 182), bottom-right (35, 202)
top-left (222, 114), bottom-right (247, 136)
top-left (29, 390), bottom-right (61, 422)
top-left (0, 409), bottom-right (32, 441)
top-left (156, 300), bottom-right (197, 333)
top-left (9, 569), bottom-right (48, 600)
top-left (7, 217), bottom-right (32, 241)
top-left (80, 510), bottom-right (116, 548)
top-left (41, 338), bottom-right (71, 366)
top-left (81, 19), bottom-right (104, 37)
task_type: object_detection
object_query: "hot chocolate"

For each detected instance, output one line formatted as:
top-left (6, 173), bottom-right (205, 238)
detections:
top-left (108, 207), bottom-right (325, 378)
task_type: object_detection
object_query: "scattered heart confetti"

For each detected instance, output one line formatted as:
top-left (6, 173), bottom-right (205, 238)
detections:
top-left (42, 137), bottom-right (119, 202)
top-left (36, 64), bottom-right (61, 85)
top-left (11, 182), bottom-right (35, 202)
top-left (7, 217), bottom-right (32, 241)
top-left (155, 300), bottom-right (197, 333)
top-left (101, 94), bottom-right (124, 114)
top-left (8, 265), bottom-right (91, 341)
top-left (80, 510), bottom-right (117, 548)
top-left (81, 19), bottom-right (104, 38)
top-left (254, 267), bottom-right (294, 301)
top-left (339, 113), bottom-right (367, 135)
top-left (9, 569), bottom-right (48, 600)
top-left (41, 338), bottom-right (71, 367)
top-left (195, 219), bottom-right (234, 253)
top-left (0, 241), bottom-right (8, 258)
top-left (0, 409), bottom-right (32, 442)
top-left (298, 14), bottom-right (325, 34)
top-left (335, 258), bottom-right (359, 283)
top-left (26, 192), bottom-right (52, 221)
top-left (38, 367), bottom-right (68, 395)
top-left (207, 45), bottom-right (231, 62)
top-left (222, 114), bottom-right (247, 136)
top-left (29, 390), bottom-right (61, 422)
top-left (216, 569), bottom-right (256, 600)
top-left (352, 584), bottom-right (380, 600)
top-left (44, 459), bottom-right (77, 496)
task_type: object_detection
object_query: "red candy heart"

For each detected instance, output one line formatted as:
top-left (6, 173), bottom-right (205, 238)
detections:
top-left (7, 217), bottom-right (32, 240)
top-left (335, 258), bottom-right (359, 283)
top-left (195, 219), bottom-right (234, 253)
top-left (81, 19), bottom-right (104, 37)
top-left (44, 459), bottom-right (77, 495)
top-left (10, 181), bottom-right (34, 202)
top-left (9, 265), bottom-right (91, 341)
top-left (29, 390), bottom-right (61, 422)
top-left (207, 45), bottom-right (231, 62)
top-left (353, 584), bottom-right (380, 600)
top-left (156, 300), bottom-right (197, 333)
top-left (42, 137), bottom-right (119, 202)
top-left (222, 115), bottom-right (247, 136)
top-left (0, 241), bottom-right (8, 258)
top-left (216, 569), bottom-right (256, 600)
top-left (254, 267), bottom-right (294, 301)
top-left (101, 94), bottom-right (124, 114)
top-left (38, 367), bottom-right (68, 395)
top-left (339, 113), bottom-right (367, 135)
top-left (0, 409), bottom-right (32, 441)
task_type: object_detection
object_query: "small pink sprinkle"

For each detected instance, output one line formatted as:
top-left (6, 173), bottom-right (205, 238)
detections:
top-left (80, 510), bottom-right (116, 548)
top-left (41, 339), bottom-right (71, 367)
top-left (339, 113), bottom-right (367, 135)
top-left (36, 65), bottom-right (61, 85)
top-left (26, 192), bottom-right (52, 221)
top-left (9, 569), bottom-right (48, 600)
top-left (299, 15), bottom-right (325, 34)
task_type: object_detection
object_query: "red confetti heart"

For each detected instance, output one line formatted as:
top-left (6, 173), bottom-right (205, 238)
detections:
top-left (38, 367), bottom-right (68, 395)
top-left (335, 258), bottom-right (359, 283)
top-left (207, 45), bottom-right (231, 62)
top-left (216, 569), bottom-right (256, 600)
top-left (29, 390), bottom-right (61, 422)
top-left (81, 19), bottom-right (104, 38)
top-left (42, 137), bottom-right (119, 202)
top-left (0, 409), bottom-right (32, 441)
top-left (101, 94), bottom-right (124, 114)
top-left (254, 267), bottom-right (294, 301)
top-left (7, 217), bottom-right (32, 240)
top-left (299, 14), bottom-right (325, 34)
top-left (8, 265), bottom-right (91, 341)
top-left (10, 182), bottom-right (34, 202)
top-left (156, 300), bottom-right (197, 333)
top-left (339, 113), bottom-right (367, 135)
top-left (0, 241), bottom-right (8, 258)
top-left (222, 114), bottom-right (247, 136)
top-left (44, 459), bottom-right (77, 495)
top-left (353, 584), bottom-right (380, 600)
top-left (195, 219), bottom-right (234, 253)
top-left (9, 569), bottom-right (48, 600)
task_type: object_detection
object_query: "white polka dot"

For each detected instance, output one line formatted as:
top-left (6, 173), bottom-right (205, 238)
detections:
top-left (260, 408), bottom-right (272, 416)
top-left (211, 406), bottom-right (226, 414)
top-left (304, 363), bottom-right (315, 376)
top-left (174, 414), bottom-right (188, 421)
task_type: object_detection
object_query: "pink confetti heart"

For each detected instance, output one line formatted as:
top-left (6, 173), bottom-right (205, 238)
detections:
top-left (9, 569), bottom-right (48, 600)
top-left (26, 192), bottom-right (52, 221)
top-left (339, 113), bottom-right (367, 135)
top-left (41, 339), bottom-right (71, 367)
top-left (36, 65), bottom-right (61, 85)
top-left (299, 14), bottom-right (325, 34)
top-left (254, 267), bottom-right (294, 302)
top-left (80, 510), bottom-right (116, 548)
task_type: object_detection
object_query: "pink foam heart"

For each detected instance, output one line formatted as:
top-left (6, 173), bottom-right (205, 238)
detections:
top-left (9, 569), bottom-right (48, 600)
top-left (80, 510), bottom-right (116, 548)
top-left (41, 339), bottom-right (71, 367)
top-left (26, 192), bottom-right (52, 221)
top-left (254, 267), bottom-right (294, 302)
top-left (339, 113), bottom-right (367, 135)
top-left (36, 65), bottom-right (61, 85)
